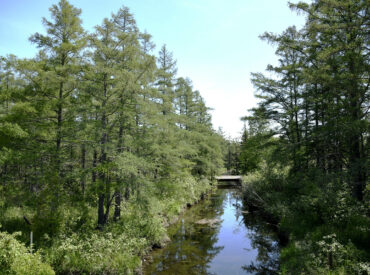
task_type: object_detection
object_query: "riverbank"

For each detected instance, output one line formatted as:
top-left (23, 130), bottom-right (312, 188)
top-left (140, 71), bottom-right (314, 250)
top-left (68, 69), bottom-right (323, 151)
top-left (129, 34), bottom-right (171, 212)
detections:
top-left (0, 176), bottom-right (218, 274)
top-left (241, 170), bottom-right (370, 274)
top-left (140, 181), bottom-right (217, 272)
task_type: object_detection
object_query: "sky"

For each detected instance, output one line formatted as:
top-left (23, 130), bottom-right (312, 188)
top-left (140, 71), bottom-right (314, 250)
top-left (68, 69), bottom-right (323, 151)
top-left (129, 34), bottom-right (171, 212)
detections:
top-left (0, 0), bottom-right (306, 139)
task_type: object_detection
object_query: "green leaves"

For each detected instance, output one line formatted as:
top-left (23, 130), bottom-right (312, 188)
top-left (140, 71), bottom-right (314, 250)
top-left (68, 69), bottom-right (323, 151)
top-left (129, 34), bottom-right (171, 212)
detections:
top-left (0, 122), bottom-right (28, 140)
top-left (0, 2), bottom-right (225, 273)
top-left (241, 0), bottom-right (369, 273)
top-left (114, 151), bottom-right (153, 178)
top-left (0, 231), bottom-right (55, 275)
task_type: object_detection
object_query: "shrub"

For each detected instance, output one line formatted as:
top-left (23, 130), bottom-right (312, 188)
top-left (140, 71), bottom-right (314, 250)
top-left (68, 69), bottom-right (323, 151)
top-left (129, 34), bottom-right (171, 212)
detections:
top-left (47, 231), bottom-right (148, 274)
top-left (0, 230), bottom-right (54, 275)
top-left (280, 234), bottom-right (370, 274)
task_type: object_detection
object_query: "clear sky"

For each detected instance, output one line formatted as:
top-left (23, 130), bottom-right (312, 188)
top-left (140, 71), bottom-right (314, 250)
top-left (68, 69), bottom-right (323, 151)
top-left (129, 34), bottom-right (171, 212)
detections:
top-left (0, 0), bottom-right (306, 139)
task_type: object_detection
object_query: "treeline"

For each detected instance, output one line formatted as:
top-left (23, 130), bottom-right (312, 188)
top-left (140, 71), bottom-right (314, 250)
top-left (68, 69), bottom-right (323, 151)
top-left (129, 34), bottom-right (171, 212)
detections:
top-left (0, 1), bottom-right (224, 273)
top-left (238, 0), bottom-right (369, 274)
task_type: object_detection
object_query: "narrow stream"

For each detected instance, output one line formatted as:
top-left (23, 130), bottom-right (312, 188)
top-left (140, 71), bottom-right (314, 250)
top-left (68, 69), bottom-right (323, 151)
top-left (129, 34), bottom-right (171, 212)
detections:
top-left (144, 187), bottom-right (281, 275)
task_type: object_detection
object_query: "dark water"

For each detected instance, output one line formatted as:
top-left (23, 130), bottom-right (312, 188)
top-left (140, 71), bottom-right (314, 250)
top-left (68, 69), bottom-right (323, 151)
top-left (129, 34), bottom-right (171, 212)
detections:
top-left (144, 188), bottom-right (280, 275)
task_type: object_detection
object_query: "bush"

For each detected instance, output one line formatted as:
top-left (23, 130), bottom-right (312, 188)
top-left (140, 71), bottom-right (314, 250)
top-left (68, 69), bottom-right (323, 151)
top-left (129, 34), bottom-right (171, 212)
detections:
top-left (47, 232), bottom-right (146, 274)
top-left (242, 156), bottom-right (370, 275)
top-left (46, 203), bottom-right (166, 275)
top-left (0, 230), bottom-right (54, 275)
top-left (280, 235), bottom-right (370, 275)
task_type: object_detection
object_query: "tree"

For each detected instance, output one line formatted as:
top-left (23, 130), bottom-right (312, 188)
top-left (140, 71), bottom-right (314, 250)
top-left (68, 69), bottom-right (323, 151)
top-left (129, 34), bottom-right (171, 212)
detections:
top-left (28, 0), bottom-right (86, 208)
top-left (251, 26), bottom-right (305, 172)
top-left (156, 45), bottom-right (177, 116)
top-left (0, 4), bottom-right (226, 270)
top-left (290, 0), bottom-right (369, 200)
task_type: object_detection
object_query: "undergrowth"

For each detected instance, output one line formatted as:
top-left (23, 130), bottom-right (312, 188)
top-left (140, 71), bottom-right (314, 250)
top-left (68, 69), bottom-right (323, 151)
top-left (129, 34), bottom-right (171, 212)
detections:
top-left (0, 176), bottom-right (213, 274)
top-left (242, 162), bottom-right (370, 274)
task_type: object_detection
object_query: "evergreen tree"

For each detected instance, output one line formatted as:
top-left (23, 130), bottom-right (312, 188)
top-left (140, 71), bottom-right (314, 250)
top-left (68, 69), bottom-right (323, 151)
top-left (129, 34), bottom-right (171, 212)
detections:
top-left (290, 0), bottom-right (369, 200)
top-left (28, 0), bottom-right (86, 208)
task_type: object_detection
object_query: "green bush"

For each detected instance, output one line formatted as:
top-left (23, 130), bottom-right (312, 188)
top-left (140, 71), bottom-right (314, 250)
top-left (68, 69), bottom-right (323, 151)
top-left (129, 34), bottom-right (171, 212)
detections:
top-left (280, 235), bottom-right (370, 275)
top-left (47, 232), bottom-right (146, 274)
top-left (0, 230), bottom-right (54, 275)
top-left (242, 156), bottom-right (370, 275)
top-left (45, 175), bottom-right (211, 274)
top-left (46, 203), bottom-right (167, 274)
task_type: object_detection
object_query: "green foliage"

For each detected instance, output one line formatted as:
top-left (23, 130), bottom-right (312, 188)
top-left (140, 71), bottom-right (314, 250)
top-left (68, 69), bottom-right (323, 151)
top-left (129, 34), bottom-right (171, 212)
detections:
top-left (0, 1), bottom-right (225, 274)
top-left (47, 232), bottom-right (144, 274)
top-left (43, 176), bottom-right (213, 273)
top-left (238, 0), bottom-right (369, 273)
top-left (243, 156), bottom-right (369, 274)
top-left (0, 230), bottom-right (54, 275)
top-left (280, 235), bottom-right (370, 274)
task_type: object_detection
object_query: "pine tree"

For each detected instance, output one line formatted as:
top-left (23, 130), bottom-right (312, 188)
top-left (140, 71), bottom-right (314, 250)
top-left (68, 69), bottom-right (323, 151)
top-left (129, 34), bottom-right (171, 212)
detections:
top-left (28, 0), bottom-right (86, 208)
top-left (290, 0), bottom-right (369, 200)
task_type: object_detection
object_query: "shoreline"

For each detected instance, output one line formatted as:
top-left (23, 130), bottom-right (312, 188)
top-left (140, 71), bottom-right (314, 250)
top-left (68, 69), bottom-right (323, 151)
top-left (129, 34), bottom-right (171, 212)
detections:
top-left (138, 182), bottom-right (217, 274)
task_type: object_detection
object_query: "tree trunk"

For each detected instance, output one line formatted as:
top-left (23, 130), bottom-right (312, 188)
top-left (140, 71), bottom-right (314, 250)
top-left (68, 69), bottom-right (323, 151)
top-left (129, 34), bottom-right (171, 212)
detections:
top-left (114, 124), bottom-right (124, 222)
top-left (97, 76), bottom-right (109, 228)
top-left (113, 191), bottom-right (121, 222)
top-left (81, 144), bottom-right (86, 194)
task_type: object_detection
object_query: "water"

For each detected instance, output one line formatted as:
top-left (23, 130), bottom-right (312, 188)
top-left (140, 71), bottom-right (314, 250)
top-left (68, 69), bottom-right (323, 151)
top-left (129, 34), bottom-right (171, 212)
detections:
top-left (144, 188), bottom-right (280, 275)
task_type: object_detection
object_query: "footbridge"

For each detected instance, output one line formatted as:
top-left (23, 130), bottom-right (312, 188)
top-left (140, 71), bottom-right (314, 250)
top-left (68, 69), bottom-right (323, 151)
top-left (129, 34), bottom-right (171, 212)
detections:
top-left (215, 175), bottom-right (242, 186)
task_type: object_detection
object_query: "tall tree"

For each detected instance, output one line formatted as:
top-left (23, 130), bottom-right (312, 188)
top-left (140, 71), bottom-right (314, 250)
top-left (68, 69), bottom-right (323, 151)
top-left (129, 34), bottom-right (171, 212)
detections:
top-left (290, 0), bottom-right (369, 200)
top-left (28, 0), bottom-right (86, 206)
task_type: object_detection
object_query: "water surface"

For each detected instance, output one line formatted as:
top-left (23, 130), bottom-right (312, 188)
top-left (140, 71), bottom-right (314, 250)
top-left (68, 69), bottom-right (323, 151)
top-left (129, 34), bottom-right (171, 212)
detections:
top-left (144, 188), bottom-right (280, 275)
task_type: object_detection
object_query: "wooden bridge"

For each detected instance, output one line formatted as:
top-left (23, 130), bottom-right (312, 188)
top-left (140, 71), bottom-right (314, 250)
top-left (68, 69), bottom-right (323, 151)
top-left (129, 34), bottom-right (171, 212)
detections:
top-left (215, 175), bottom-right (242, 186)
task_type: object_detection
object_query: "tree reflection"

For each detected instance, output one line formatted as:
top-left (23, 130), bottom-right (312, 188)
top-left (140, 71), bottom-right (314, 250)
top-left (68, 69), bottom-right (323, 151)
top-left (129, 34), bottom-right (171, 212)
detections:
top-left (144, 189), bottom-right (282, 275)
top-left (240, 204), bottom-right (280, 274)
top-left (145, 190), bottom-right (227, 275)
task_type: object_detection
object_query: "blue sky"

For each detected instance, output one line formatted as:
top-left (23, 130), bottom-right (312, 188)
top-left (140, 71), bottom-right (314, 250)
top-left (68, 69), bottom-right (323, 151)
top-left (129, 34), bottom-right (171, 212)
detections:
top-left (0, 0), bottom-right (306, 138)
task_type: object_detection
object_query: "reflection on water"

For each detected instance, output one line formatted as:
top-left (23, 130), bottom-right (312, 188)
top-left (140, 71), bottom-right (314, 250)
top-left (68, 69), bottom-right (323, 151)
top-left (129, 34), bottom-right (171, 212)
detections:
top-left (144, 188), bottom-right (280, 275)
